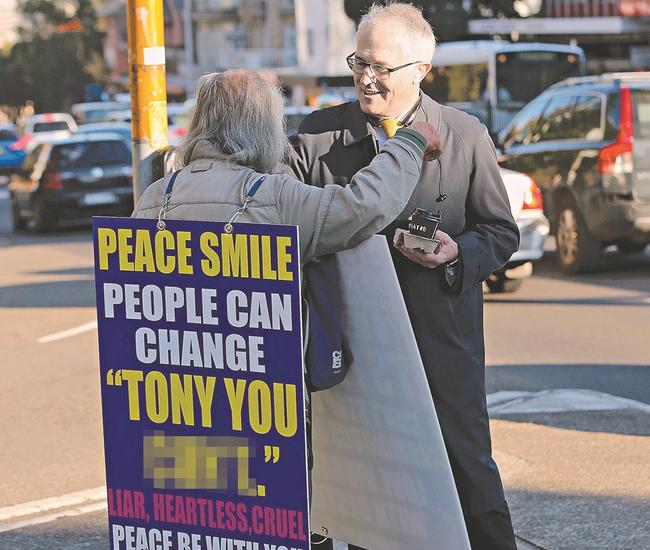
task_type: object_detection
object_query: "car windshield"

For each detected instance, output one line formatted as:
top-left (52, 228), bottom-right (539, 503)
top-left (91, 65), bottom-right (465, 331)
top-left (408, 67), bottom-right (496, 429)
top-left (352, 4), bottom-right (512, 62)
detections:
top-left (0, 130), bottom-right (18, 141)
top-left (49, 141), bottom-right (131, 170)
top-left (33, 121), bottom-right (70, 133)
top-left (84, 108), bottom-right (122, 123)
top-left (496, 51), bottom-right (581, 107)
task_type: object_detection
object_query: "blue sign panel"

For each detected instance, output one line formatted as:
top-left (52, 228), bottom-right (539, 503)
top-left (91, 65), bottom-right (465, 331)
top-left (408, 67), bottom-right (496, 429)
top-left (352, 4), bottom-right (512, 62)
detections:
top-left (93, 217), bottom-right (309, 550)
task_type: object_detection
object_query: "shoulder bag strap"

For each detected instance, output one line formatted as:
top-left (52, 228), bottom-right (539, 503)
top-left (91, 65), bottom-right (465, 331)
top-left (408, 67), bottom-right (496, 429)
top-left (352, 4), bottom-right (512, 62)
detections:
top-left (224, 175), bottom-right (266, 234)
top-left (157, 171), bottom-right (266, 233)
top-left (157, 169), bottom-right (181, 231)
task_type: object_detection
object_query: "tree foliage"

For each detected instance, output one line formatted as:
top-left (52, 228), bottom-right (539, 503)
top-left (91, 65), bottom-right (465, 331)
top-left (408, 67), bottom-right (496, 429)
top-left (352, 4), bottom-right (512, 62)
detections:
top-left (343, 0), bottom-right (520, 43)
top-left (0, 0), bottom-right (105, 111)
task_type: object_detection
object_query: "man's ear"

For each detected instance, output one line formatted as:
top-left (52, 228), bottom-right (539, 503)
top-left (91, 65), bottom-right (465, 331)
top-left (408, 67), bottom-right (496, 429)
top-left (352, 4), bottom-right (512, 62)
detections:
top-left (416, 62), bottom-right (432, 84)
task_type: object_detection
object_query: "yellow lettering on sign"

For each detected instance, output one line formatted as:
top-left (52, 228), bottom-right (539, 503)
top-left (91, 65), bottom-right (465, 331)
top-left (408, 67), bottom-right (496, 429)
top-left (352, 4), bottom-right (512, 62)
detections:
top-left (200, 232), bottom-right (221, 276)
top-left (176, 231), bottom-right (193, 274)
top-left (249, 234), bottom-right (261, 279)
top-left (277, 236), bottom-right (293, 282)
top-left (97, 228), bottom-right (117, 270)
top-left (261, 236), bottom-right (277, 280)
top-left (134, 229), bottom-right (156, 272)
top-left (154, 231), bottom-right (176, 274)
top-left (117, 228), bottom-right (135, 271)
top-left (222, 234), bottom-right (249, 278)
top-left (224, 378), bottom-right (247, 431)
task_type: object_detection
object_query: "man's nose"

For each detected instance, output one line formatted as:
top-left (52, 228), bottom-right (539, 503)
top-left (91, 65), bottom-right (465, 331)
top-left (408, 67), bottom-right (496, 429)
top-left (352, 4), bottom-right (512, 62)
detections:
top-left (359, 66), bottom-right (377, 85)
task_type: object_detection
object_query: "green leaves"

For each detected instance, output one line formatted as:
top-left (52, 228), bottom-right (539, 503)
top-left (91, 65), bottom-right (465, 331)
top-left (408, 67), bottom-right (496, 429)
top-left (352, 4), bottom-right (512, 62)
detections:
top-left (0, 0), bottom-right (106, 111)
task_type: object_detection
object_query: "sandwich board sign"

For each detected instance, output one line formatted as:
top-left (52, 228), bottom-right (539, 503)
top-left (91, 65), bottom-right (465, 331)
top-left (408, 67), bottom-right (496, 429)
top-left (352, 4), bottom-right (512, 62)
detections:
top-left (311, 236), bottom-right (470, 550)
top-left (92, 217), bottom-right (310, 550)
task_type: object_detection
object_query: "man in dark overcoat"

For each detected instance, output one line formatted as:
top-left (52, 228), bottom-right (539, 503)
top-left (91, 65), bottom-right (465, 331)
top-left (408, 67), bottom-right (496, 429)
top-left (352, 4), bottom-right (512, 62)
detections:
top-left (286, 3), bottom-right (520, 549)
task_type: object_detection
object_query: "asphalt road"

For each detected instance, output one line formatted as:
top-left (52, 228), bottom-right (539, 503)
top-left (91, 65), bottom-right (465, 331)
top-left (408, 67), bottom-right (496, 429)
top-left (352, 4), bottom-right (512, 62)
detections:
top-left (0, 223), bottom-right (648, 549)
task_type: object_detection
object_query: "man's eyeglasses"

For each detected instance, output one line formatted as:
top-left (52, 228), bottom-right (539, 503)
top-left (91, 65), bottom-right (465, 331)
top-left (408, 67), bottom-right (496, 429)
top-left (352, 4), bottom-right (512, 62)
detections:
top-left (346, 53), bottom-right (421, 80)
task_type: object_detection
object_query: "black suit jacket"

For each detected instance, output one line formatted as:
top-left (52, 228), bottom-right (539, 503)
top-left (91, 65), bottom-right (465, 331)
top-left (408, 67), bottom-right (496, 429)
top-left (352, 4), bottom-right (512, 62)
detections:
top-left (287, 94), bottom-right (519, 514)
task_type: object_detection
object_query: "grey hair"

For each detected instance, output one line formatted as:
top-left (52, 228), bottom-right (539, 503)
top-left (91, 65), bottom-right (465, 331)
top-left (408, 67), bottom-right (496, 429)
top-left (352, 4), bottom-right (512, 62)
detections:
top-left (358, 2), bottom-right (436, 62)
top-left (175, 70), bottom-right (288, 173)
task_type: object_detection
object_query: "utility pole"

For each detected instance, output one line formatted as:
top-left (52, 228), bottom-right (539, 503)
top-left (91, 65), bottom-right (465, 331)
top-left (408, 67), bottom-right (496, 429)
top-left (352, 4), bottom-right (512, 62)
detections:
top-left (183, 0), bottom-right (194, 93)
top-left (126, 0), bottom-right (169, 202)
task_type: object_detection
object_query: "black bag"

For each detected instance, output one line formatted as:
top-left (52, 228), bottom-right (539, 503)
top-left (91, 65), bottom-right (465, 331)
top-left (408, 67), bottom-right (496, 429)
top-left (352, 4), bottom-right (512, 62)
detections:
top-left (303, 254), bottom-right (350, 392)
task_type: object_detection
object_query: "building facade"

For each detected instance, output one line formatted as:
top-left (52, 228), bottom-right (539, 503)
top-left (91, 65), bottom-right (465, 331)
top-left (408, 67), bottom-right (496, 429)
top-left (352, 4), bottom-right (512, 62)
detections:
top-left (191, 0), bottom-right (355, 103)
top-left (97, 0), bottom-right (356, 103)
top-left (97, 0), bottom-right (188, 97)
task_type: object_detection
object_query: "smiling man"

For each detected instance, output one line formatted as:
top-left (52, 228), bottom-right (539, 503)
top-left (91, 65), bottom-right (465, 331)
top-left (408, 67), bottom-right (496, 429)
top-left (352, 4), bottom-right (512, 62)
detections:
top-left (288, 3), bottom-right (519, 550)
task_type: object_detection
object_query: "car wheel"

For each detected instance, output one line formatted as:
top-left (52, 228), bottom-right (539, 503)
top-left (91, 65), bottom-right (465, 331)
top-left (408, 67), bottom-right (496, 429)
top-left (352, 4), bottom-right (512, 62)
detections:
top-left (556, 199), bottom-right (601, 274)
top-left (485, 274), bottom-right (523, 294)
top-left (31, 199), bottom-right (53, 233)
top-left (617, 242), bottom-right (647, 254)
top-left (11, 198), bottom-right (26, 231)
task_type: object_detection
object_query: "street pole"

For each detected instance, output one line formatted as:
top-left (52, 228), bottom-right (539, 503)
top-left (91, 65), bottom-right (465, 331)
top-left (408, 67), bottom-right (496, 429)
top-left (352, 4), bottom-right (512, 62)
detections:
top-left (183, 0), bottom-right (194, 93)
top-left (126, 0), bottom-right (169, 202)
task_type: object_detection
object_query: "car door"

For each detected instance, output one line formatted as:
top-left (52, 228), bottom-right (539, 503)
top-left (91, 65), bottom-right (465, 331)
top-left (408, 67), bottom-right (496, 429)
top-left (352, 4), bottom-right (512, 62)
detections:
top-left (560, 92), bottom-right (610, 232)
top-left (630, 87), bottom-right (650, 203)
top-left (498, 93), bottom-right (551, 211)
top-left (506, 92), bottom-right (587, 223)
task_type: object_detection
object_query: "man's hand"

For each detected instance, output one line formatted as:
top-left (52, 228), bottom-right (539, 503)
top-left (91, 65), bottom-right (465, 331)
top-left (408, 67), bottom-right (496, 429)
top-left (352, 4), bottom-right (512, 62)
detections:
top-left (408, 121), bottom-right (442, 161)
top-left (393, 229), bottom-right (459, 268)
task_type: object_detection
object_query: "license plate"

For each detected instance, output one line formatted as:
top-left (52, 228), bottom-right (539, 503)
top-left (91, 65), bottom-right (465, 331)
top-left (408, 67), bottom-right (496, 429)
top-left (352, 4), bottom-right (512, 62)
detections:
top-left (81, 192), bottom-right (119, 206)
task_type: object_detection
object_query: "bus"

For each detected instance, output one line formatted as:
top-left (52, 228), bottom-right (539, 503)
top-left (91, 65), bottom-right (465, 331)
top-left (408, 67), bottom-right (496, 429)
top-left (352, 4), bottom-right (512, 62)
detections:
top-left (421, 41), bottom-right (586, 136)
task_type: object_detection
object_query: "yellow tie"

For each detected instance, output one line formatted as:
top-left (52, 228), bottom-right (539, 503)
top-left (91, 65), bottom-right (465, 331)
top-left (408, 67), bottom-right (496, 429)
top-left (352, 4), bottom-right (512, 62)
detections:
top-left (379, 118), bottom-right (402, 138)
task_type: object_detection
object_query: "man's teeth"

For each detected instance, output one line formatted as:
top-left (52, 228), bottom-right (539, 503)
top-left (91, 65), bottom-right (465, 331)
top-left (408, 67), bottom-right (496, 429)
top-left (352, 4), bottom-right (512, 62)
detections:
top-left (364, 90), bottom-right (380, 95)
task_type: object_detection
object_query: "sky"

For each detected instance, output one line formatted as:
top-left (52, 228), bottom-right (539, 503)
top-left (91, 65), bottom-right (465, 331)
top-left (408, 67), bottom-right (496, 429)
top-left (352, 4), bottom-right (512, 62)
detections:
top-left (0, 0), bottom-right (21, 47)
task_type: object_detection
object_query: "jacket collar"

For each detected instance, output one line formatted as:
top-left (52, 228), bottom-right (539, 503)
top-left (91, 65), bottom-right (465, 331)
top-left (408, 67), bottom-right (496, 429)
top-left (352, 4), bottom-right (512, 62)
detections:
top-left (189, 139), bottom-right (228, 162)
top-left (341, 101), bottom-right (375, 147)
top-left (341, 93), bottom-right (442, 147)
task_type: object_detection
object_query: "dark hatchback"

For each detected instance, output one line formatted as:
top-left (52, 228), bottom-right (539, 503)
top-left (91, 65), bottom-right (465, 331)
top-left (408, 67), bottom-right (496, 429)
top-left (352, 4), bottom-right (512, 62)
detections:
top-left (10, 133), bottom-right (133, 232)
top-left (497, 73), bottom-right (650, 273)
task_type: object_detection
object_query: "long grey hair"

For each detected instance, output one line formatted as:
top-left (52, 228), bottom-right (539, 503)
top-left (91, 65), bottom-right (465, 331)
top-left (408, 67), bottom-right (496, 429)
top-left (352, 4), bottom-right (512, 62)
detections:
top-left (175, 70), bottom-right (288, 173)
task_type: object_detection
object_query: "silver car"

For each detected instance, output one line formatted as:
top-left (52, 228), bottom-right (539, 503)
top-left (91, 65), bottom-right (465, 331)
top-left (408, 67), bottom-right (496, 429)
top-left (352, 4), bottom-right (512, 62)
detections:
top-left (485, 168), bottom-right (550, 293)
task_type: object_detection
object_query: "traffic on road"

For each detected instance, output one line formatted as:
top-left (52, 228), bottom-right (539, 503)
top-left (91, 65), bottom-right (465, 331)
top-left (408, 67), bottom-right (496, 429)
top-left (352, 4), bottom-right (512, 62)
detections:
top-left (1, 13), bottom-right (649, 548)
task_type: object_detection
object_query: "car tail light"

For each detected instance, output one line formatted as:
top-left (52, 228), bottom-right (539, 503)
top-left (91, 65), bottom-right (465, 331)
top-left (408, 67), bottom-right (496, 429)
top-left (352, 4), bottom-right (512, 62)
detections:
top-left (522, 176), bottom-right (543, 211)
top-left (9, 134), bottom-right (32, 151)
top-left (43, 172), bottom-right (63, 190)
top-left (598, 87), bottom-right (634, 175)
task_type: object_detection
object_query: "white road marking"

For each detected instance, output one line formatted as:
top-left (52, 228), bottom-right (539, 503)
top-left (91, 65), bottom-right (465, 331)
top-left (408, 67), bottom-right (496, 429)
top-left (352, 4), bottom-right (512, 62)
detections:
top-left (488, 389), bottom-right (650, 414)
top-left (0, 487), bottom-right (107, 532)
top-left (37, 320), bottom-right (97, 344)
top-left (0, 501), bottom-right (106, 534)
top-left (0, 486), bottom-right (106, 523)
